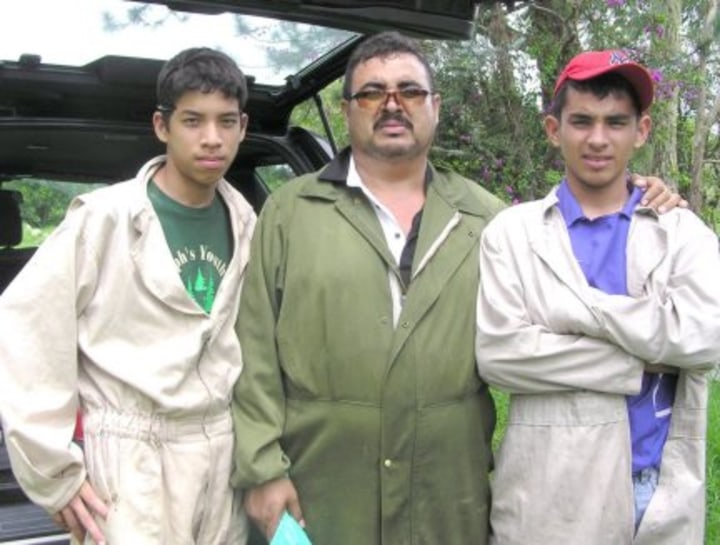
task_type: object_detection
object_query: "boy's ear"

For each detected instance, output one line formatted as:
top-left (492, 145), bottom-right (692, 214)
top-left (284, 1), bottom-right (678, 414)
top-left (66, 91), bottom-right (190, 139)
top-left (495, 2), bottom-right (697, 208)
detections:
top-left (544, 115), bottom-right (561, 148)
top-left (635, 113), bottom-right (652, 149)
top-left (153, 111), bottom-right (169, 144)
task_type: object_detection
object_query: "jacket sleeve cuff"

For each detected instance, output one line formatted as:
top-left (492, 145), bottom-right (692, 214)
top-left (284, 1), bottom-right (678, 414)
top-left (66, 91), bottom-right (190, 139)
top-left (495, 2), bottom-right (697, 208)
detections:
top-left (231, 442), bottom-right (291, 489)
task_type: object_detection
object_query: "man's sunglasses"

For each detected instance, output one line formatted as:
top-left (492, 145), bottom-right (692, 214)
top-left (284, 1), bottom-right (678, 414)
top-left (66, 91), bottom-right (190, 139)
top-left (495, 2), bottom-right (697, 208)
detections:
top-left (348, 88), bottom-right (431, 110)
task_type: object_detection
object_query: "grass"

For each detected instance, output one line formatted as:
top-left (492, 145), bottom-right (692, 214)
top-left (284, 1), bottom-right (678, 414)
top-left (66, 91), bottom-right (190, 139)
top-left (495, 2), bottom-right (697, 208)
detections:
top-left (490, 378), bottom-right (720, 544)
top-left (707, 379), bottom-right (720, 543)
top-left (490, 388), bottom-right (509, 453)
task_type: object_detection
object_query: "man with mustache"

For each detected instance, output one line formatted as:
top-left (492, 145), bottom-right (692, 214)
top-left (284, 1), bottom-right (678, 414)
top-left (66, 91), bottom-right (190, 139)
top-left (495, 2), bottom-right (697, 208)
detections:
top-left (231, 34), bottom-right (682, 545)
top-left (231, 30), bottom-right (503, 545)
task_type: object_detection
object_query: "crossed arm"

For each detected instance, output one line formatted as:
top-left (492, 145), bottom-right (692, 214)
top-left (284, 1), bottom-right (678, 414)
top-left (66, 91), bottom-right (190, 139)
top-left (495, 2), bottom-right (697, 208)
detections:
top-left (476, 206), bottom-right (720, 395)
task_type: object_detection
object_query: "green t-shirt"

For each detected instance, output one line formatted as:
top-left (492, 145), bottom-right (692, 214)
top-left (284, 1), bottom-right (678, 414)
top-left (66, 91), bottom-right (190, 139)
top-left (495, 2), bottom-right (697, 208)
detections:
top-left (148, 180), bottom-right (233, 313)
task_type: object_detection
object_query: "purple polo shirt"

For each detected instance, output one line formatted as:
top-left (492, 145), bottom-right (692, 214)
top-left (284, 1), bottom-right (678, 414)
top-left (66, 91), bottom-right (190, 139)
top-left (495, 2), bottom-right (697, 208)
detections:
top-left (557, 180), bottom-right (677, 474)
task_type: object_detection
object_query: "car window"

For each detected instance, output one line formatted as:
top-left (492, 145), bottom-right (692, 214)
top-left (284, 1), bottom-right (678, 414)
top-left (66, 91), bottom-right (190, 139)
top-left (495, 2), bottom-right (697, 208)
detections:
top-left (1, 179), bottom-right (107, 247)
top-left (290, 78), bottom-right (349, 153)
top-left (256, 164), bottom-right (297, 193)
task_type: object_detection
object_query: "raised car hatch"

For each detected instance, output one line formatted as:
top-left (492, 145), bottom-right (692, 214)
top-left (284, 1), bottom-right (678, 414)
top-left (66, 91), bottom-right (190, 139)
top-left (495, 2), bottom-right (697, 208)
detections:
top-left (148, 0), bottom-right (484, 39)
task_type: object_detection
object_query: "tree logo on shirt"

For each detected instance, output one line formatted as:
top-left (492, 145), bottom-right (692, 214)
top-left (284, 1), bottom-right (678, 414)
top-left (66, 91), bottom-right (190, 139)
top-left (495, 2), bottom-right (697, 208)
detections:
top-left (185, 269), bottom-right (216, 313)
top-left (175, 244), bottom-right (227, 313)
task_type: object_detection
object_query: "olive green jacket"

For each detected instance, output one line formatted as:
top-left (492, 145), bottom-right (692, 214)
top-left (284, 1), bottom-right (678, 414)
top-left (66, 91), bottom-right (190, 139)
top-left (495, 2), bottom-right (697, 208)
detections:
top-left (232, 151), bottom-right (505, 545)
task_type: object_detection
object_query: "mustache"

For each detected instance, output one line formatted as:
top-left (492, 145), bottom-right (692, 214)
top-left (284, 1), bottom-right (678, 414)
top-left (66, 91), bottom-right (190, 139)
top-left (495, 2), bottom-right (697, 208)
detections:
top-left (373, 112), bottom-right (412, 131)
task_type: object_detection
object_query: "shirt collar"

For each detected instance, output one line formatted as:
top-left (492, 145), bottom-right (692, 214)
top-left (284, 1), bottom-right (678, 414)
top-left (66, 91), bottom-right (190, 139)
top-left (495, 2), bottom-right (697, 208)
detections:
top-left (346, 155), bottom-right (363, 190)
top-left (556, 180), bottom-right (586, 226)
top-left (556, 178), bottom-right (644, 225)
top-left (622, 185), bottom-right (644, 218)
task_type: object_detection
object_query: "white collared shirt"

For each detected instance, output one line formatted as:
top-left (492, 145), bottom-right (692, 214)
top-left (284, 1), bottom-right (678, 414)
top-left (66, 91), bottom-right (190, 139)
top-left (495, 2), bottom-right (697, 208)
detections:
top-left (346, 155), bottom-right (406, 325)
top-left (346, 156), bottom-right (407, 265)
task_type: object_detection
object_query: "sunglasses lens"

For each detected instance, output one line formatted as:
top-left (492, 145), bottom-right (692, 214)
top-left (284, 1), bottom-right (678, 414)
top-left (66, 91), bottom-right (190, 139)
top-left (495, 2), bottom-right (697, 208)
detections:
top-left (399, 89), bottom-right (428, 102)
top-left (352, 89), bottom-right (429, 109)
top-left (356, 98), bottom-right (375, 109)
top-left (356, 91), bottom-right (385, 109)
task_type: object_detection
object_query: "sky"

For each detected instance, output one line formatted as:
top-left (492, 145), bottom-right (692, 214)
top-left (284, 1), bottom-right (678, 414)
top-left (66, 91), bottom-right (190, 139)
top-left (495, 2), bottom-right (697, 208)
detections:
top-left (0, 0), bottom-right (302, 84)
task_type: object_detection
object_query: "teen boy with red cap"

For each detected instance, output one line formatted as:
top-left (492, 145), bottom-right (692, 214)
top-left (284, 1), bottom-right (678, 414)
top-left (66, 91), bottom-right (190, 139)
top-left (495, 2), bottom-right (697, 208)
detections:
top-left (476, 50), bottom-right (720, 545)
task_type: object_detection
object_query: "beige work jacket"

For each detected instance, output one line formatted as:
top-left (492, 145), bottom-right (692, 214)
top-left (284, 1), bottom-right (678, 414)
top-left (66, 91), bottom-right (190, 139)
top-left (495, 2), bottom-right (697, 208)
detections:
top-left (0, 156), bottom-right (255, 513)
top-left (476, 187), bottom-right (720, 545)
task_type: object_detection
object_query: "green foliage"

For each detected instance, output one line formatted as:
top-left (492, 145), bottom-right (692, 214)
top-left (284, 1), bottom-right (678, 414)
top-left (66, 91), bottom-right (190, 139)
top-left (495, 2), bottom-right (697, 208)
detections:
top-left (256, 164), bottom-right (298, 192)
top-left (424, 35), bottom-right (552, 203)
top-left (7, 180), bottom-right (68, 229)
top-left (545, 167), bottom-right (564, 188)
top-left (2, 179), bottom-right (105, 246)
top-left (290, 79), bottom-right (349, 151)
top-left (21, 224), bottom-right (55, 247)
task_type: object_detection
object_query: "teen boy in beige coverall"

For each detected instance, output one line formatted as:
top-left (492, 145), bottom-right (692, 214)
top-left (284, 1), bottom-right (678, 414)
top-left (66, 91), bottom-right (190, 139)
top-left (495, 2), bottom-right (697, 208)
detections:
top-left (0, 48), bottom-right (255, 544)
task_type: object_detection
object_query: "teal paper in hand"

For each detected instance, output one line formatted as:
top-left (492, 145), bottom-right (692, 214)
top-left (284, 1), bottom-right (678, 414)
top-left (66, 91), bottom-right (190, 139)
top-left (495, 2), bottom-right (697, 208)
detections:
top-left (270, 512), bottom-right (312, 545)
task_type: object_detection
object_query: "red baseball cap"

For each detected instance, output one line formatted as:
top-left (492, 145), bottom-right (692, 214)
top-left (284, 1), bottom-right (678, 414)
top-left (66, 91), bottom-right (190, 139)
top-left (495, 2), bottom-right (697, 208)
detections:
top-left (553, 50), bottom-right (654, 111)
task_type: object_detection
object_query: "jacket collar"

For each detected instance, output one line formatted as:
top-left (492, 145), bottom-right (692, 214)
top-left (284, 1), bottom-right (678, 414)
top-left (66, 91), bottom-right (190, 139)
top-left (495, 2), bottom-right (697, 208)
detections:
top-left (125, 155), bottom-right (253, 318)
top-left (541, 184), bottom-right (661, 223)
top-left (536, 184), bottom-right (669, 299)
top-left (129, 155), bottom-right (166, 216)
top-left (300, 146), bottom-right (493, 218)
top-left (318, 146), bottom-right (433, 186)
top-left (128, 155), bottom-right (253, 226)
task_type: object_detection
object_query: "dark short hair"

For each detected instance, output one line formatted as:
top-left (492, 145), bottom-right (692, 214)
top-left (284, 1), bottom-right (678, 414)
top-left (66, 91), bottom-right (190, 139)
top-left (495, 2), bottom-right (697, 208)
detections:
top-left (342, 31), bottom-right (434, 99)
top-left (550, 72), bottom-right (643, 118)
top-left (156, 47), bottom-right (248, 123)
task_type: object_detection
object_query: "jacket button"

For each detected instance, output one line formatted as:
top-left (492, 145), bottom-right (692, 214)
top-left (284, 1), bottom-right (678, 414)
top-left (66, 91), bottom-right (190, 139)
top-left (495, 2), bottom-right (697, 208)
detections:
top-left (401, 321), bottom-right (410, 329)
top-left (383, 459), bottom-right (393, 468)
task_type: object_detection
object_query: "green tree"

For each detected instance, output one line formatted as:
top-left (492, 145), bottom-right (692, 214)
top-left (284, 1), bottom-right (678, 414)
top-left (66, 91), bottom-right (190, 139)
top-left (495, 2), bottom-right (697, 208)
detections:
top-left (290, 79), bottom-right (349, 151)
top-left (205, 274), bottom-right (216, 313)
top-left (686, 0), bottom-right (720, 213)
top-left (3, 179), bottom-right (95, 229)
top-left (194, 269), bottom-right (207, 293)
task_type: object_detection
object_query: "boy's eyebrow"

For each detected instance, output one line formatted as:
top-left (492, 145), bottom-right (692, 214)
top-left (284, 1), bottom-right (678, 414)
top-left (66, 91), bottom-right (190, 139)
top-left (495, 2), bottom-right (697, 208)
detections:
top-left (605, 113), bottom-right (633, 121)
top-left (566, 112), bottom-right (633, 121)
top-left (177, 109), bottom-right (241, 117)
top-left (177, 108), bottom-right (202, 117)
top-left (565, 113), bottom-right (593, 122)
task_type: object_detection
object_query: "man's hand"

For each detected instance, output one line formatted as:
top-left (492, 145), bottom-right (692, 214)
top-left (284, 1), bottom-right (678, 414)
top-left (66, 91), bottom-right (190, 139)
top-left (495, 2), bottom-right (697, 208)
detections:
top-left (631, 174), bottom-right (688, 213)
top-left (51, 480), bottom-right (108, 544)
top-left (244, 477), bottom-right (304, 541)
